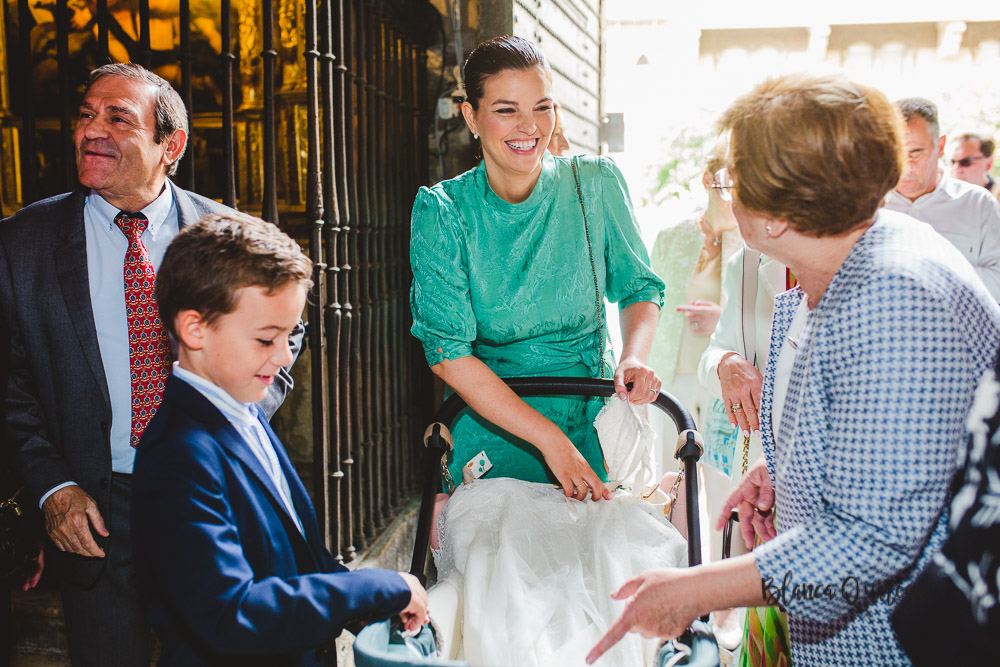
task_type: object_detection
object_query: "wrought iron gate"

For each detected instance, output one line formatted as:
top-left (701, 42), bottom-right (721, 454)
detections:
top-left (1, 0), bottom-right (435, 562)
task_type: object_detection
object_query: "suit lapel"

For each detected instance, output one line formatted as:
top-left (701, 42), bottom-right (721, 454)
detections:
top-left (170, 181), bottom-right (198, 230)
top-left (54, 190), bottom-right (111, 408)
top-left (166, 377), bottom-right (310, 552)
top-left (257, 413), bottom-right (324, 567)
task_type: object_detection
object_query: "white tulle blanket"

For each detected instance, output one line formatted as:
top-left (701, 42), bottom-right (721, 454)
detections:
top-left (432, 478), bottom-right (687, 666)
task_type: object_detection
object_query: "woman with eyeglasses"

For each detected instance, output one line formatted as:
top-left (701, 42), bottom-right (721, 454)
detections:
top-left (588, 74), bottom-right (1000, 665)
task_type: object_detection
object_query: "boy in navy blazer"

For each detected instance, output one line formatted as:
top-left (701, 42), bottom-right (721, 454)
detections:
top-left (132, 213), bottom-right (427, 666)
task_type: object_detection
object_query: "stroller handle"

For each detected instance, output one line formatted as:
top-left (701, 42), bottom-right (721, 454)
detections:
top-left (410, 377), bottom-right (704, 581)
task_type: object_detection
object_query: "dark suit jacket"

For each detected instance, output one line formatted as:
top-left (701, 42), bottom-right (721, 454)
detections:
top-left (0, 182), bottom-right (301, 586)
top-left (132, 376), bottom-right (410, 666)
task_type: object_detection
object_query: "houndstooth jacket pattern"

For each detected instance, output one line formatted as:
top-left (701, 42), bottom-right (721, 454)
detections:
top-left (752, 210), bottom-right (1000, 665)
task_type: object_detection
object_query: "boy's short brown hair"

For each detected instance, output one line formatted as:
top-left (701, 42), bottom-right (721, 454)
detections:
top-left (156, 213), bottom-right (312, 337)
top-left (717, 74), bottom-right (904, 237)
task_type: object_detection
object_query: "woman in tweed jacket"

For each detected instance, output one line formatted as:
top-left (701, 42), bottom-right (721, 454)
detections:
top-left (588, 74), bottom-right (1000, 666)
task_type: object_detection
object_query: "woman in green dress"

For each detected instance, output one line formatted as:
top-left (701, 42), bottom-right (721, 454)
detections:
top-left (410, 36), bottom-right (665, 498)
top-left (410, 36), bottom-right (686, 666)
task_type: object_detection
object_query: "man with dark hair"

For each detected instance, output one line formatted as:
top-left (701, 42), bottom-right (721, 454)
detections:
top-left (884, 97), bottom-right (1000, 300)
top-left (950, 131), bottom-right (1000, 200)
top-left (0, 63), bottom-right (301, 665)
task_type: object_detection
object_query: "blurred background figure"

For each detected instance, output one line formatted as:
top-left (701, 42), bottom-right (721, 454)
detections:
top-left (950, 131), bottom-right (1000, 200)
top-left (549, 103), bottom-right (572, 156)
top-left (648, 137), bottom-right (741, 474)
top-left (647, 143), bottom-right (742, 647)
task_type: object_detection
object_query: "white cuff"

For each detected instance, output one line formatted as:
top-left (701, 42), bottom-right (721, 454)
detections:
top-left (39, 481), bottom-right (78, 509)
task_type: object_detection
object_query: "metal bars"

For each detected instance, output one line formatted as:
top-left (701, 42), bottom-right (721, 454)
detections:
top-left (7, 0), bottom-right (433, 562)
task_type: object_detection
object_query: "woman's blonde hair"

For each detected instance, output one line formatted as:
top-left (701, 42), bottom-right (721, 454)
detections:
top-left (717, 74), bottom-right (904, 237)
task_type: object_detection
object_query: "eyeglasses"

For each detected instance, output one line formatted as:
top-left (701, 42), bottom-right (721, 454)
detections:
top-left (951, 156), bottom-right (986, 168)
top-left (711, 168), bottom-right (734, 202)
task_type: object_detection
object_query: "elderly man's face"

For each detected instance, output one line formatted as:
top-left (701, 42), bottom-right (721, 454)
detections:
top-left (74, 75), bottom-right (176, 210)
top-left (896, 116), bottom-right (945, 200)
top-left (950, 138), bottom-right (993, 188)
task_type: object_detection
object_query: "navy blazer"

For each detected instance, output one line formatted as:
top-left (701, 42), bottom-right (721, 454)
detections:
top-left (0, 183), bottom-right (302, 586)
top-left (132, 375), bottom-right (410, 666)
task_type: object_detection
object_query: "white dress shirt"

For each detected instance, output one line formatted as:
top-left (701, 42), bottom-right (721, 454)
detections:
top-left (39, 187), bottom-right (178, 507)
top-left (883, 174), bottom-right (1000, 300)
top-left (172, 363), bottom-right (305, 536)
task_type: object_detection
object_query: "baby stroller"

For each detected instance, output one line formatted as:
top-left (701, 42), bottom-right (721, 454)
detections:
top-left (354, 377), bottom-right (718, 667)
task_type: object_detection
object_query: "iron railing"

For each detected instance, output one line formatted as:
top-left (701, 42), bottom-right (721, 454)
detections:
top-left (4, 0), bottom-right (435, 563)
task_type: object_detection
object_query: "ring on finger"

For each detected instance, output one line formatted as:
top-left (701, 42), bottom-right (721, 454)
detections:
top-left (731, 403), bottom-right (743, 412)
top-left (755, 506), bottom-right (773, 518)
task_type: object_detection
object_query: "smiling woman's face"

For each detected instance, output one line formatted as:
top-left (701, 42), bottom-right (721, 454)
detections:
top-left (462, 65), bottom-right (555, 190)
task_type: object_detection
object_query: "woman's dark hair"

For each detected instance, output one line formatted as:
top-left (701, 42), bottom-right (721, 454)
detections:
top-left (463, 36), bottom-right (548, 110)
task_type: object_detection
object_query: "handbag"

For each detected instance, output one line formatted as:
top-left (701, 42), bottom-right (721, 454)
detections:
top-left (0, 486), bottom-right (36, 582)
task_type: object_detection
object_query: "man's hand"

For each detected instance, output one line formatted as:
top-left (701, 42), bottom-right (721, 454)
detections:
top-left (586, 569), bottom-right (697, 664)
top-left (716, 459), bottom-right (776, 549)
top-left (42, 486), bottom-right (108, 558)
top-left (22, 543), bottom-right (44, 591)
top-left (397, 572), bottom-right (429, 633)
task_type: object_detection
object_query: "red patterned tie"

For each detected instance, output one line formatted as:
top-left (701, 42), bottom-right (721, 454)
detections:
top-left (114, 211), bottom-right (172, 447)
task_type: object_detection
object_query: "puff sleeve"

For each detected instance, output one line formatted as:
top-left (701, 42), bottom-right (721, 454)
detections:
top-left (599, 158), bottom-right (665, 309)
top-left (409, 187), bottom-right (476, 367)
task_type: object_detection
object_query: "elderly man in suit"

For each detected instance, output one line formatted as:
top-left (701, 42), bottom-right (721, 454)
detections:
top-left (0, 63), bottom-right (300, 665)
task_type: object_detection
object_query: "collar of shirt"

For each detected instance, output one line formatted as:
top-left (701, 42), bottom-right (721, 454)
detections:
top-left (171, 362), bottom-right (258, 430)
top-left (86, 183), bottom-right (176, 242)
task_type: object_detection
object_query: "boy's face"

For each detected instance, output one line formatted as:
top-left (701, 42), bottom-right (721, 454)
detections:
top-left (196, 282), bottom-right (306, 404)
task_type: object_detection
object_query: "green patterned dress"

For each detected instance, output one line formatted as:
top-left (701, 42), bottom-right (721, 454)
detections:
top-left (409, 153), bottom-right (664, 487)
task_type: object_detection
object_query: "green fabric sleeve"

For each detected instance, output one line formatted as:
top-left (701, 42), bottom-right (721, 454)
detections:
top-left (598, 157), bottom-right (666, 309)
top-left (409, 186), bottom-right (475, 366)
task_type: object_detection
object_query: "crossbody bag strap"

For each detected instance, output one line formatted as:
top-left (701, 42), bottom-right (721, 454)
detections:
top-left (741, 247), bottom-right (761, 367)
top-left (571, 156), bottom-right (606, 379)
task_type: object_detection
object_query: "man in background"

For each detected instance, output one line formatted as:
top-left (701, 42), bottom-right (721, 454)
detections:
top-left (883, 97), bottom-right (1000, 300)
top-left (950, 131), bottom-right (1000, 200)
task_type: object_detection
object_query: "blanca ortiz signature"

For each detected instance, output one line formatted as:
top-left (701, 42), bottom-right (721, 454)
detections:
top-left (761, 571), bottom-right (910, 611)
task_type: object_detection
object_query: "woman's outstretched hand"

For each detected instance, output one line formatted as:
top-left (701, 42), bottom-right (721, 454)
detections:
top-left (614, 355), bottom-right (662, 406)
top-left (586, 569), bottom-right (697, 664)
top-left (542, 437), bottom-right (611, 502)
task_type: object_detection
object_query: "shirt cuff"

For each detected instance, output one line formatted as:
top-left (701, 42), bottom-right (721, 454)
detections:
top-left (39, 481), bottom-right (78, 509)
top-left (699, 348), bottom-right (727, 400)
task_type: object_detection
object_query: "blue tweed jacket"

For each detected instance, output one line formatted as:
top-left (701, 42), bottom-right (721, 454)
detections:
top-left (752, 211), bottom-right (1000, 665)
